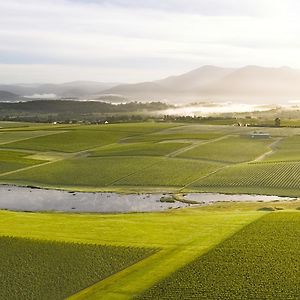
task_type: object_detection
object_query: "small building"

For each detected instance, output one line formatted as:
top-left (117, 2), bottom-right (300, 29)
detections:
top-left (250, 131), bottom-right (271, 139)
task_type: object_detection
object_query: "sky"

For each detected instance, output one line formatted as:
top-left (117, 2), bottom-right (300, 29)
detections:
top-left (0, 0), bottom-right (300, 83)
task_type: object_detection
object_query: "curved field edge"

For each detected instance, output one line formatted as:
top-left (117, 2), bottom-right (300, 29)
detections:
top-left (0, 235), bottom-right (157, 300)
top-left (136, 212), bottom-right (300, 299)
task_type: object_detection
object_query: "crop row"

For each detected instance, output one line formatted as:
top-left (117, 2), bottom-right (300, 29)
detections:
top-left (179, 136), bottom-right (272, 163)
top-left (137, 213), bottom-right (300, 299)
top-left (0, 236), bottom-right (156, 300)
top-left (194, 161), bottom-right (300, 190)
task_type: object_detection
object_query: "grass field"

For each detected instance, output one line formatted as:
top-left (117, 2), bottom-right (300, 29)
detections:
top-left (90, 142), bottom-right (190, 157)
top-left (0, 130), bottom-right (61, 145)
top-left (1, 156), bottom-right (161, 188)
top-left (0, 121), bottom-right (300, 195)
top-left (0, 150), bottom-right (44, 174)
top-left (0, 236), bottom-right (155, 300)
top-left (137, 212), bottom-right (300, 299)
top-left (1, 121), bottom-right (300, 298)
top-left (1, 203), bottom-right (300, 299)
top-left (0, 130), bottom-right (134, 152)
top-left (116, 158), bottom-right (222, 187)
top-left (178, 135), bottom-right (273, 163)
top-left (0, 204), bottom-right (265, 299)
top-left (263, 135), bottom-right (300, 162)
top-left (191, 161), bottom-right (300, 196)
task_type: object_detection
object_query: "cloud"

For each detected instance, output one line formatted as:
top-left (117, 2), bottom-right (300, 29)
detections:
top-left (0, 0), bottom-right (300, 83)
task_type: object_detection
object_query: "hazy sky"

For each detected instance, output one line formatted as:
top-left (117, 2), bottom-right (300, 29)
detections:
top-left (1, 0), bottom-right (300, 83)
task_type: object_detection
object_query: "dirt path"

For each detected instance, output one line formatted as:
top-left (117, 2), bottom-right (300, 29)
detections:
top-left (252, 137), bottom-right (283, 162)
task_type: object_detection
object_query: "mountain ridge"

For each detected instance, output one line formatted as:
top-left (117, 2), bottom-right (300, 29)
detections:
top-left (101, 65), bottom-right (300, 103)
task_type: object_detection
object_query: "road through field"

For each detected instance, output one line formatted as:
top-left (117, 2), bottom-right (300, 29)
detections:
top-left (252, 137), bottom-right (283, 162)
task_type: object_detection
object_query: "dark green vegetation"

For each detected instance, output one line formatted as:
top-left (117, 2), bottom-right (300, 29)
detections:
top-left (137, 213), bottom-right (300, 299)
top-left (0, 100), bottom-right (171, 123)
top-left (0, 204), bottom-right (265, 300)
top-left (0, 236), bottom-right (155, 300)
top-left (0, 150), bottom-right (44, 174)
top-left (1, 121), bottom-right (300, 195)
top-left (178, 136), bottom-right (272, 163)
top-left (193, 161), bottom-right (300, 196)
top-left (1, 205), bottom-right (300, 299)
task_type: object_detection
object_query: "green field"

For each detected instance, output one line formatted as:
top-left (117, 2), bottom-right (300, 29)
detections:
top-left (0, 150), bottom-right (44, 174)
top-left (0, 204), bottom-right (263, 299)
top-left (117, 158), bottom-right (222, 187)
top-left (1, 203), bottom-right (300, 299)
top-left (2, 156), bottom-right (161, 188)
top-left (264, 135), bottom-right (300, 162)
top-left (137, 212), bottom-right (300, 299)
top-left (1, 121), bottom-right (300, 298)
top-left (0, 236), bottom-right (155, 300)
top-left (90, 141), bottom-right (190, 157)
top-left (178, 135), bottom-right (273, 163)
top-left (192, 161), bottom-right (300, 196)
top-left (0, 121), bottom-right (300, 195)
top-left (0, 130), bottom-right (61, 145)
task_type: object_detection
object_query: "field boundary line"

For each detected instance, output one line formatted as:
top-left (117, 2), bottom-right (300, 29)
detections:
top-left (252, 137), bottom-right (283, 162)
top-left (0, 130), bottom-right (68, 146)
top-left (69, 212), bottom-right (263, 300)
top-left (178, 163), bottom-right (232, 192)
top-left (108, 158), bottom-right (164, 186)
top-left (166, 134), bottom-right (231, 158)
top-left (0, 159), bottom-right (64, 178)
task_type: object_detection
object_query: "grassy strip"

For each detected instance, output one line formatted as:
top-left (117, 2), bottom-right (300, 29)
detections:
top-left (136, 212), bottom-right (300, 299)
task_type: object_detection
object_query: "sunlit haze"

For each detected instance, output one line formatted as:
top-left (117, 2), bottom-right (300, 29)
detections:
top-left (1, 0), bottom-right (300, 83)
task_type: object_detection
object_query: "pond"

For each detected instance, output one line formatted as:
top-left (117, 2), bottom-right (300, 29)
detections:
top-left (0, 185), bottom-right (296, 213)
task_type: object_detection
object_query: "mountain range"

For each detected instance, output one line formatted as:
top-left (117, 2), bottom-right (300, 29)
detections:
top-left (1, 66), bottom-right (300, 103)
top-left (102, 65), bottom-right (300, 103)
top-left (0, 81), bottom-right (118, 101)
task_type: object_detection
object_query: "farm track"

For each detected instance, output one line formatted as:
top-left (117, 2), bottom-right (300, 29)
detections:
top-left (69, 213), bottom-right (263, 300)
top-left (253, 137), bottom-right (283, 162)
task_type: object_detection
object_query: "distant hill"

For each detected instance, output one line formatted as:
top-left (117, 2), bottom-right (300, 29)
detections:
top-left (0, 81), bottom-right (119, 99)
top-left (3, 66), bottom-right (300, 103)
top-left (0, 100), bottom-right (171, 115)
top-left (0, 91), bottom-right (22, 102)
top-left (102, 65), bottom-right (300, 103)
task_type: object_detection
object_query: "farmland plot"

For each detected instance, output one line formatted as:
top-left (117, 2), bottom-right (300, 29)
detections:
top-left (1, 156), bottom-right (161, 188)
top-left (0, 236), bottom-right (155, 300)
top-left (179, 136), bottom-right (273, 163)
top-left (137, 212), bottom-right (300, 299)
top-left (0, 150), bottom-right (44, 174)
top-left (124, 132), bottom-right (223, 143)
top-left (116, 158), bottom-right (222, 187)
top-left (192, 161), bottom-right (300, 196)
top-left (264, 135), bottom-right (300, 162)
top-left (91, 142), bottom-right (189, 157)
top-left (0, 130), bottom-right (60, 145)
top-left (0, 130), bottom-right (133, 152)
